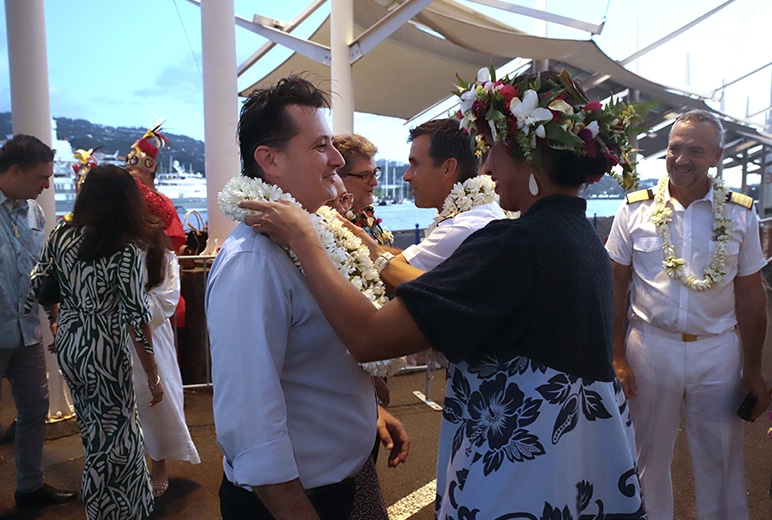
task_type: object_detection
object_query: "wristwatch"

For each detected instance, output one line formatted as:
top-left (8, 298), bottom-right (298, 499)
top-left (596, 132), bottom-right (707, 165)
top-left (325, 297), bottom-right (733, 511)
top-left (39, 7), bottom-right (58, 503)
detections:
top-left (374, 252), bottom-right (395, 273)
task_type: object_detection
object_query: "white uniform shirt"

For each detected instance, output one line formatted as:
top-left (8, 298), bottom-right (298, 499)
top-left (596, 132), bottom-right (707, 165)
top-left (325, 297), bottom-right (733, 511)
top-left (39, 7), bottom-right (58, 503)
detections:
top-left (205, 223), bottom-right (376, 490)
top-left (606, 182), bottom-right (766, 336)
top-left (402, 202), bottom-right (506, 271)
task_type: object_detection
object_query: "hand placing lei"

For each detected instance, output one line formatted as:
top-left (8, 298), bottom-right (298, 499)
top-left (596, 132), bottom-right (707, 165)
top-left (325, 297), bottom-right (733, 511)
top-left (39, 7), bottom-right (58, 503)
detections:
top-left (650, 175), bottom-right (733, 291)
top-left (428, 175), bottom-right (497, 234)
top-left (218, 175), bottom-right (405, 377)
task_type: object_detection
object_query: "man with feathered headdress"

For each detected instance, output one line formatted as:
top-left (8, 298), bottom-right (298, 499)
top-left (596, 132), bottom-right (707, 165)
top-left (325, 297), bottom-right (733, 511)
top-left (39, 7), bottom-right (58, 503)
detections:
top-left (72, 148), bottom-right (98, 194)
top-left (125, 123), bottom-right (186, 253)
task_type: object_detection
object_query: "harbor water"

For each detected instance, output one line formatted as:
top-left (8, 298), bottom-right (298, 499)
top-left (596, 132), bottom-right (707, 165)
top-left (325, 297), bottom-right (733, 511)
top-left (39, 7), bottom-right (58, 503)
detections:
top-left (174, 198), bottom-right (624, 232)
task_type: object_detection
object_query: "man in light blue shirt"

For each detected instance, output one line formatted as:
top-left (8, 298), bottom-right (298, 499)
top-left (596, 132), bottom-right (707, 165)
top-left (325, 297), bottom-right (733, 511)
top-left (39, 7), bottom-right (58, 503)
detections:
top-left (206, 77), bottom-right (408, 520)
top-left (0, 134), bottom-right (76, 508)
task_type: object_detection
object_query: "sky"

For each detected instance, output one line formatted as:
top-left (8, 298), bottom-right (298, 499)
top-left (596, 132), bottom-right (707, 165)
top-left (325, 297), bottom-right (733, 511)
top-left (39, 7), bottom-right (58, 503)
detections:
top-left (1, 0), bottom-right (771, 181)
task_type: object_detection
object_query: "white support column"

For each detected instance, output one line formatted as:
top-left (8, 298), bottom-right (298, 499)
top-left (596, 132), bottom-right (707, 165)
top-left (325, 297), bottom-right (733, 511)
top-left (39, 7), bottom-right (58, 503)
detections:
top-left (6, 0), bottom-right (74, 422)
top-left (533, 0), bottom-right (549, 72)
top-left (330, 0), bottom-right (354, 133)
top-left (5, 0), bottom-right (54, 231)
top-left (201, 0), bottom-right (240, 250)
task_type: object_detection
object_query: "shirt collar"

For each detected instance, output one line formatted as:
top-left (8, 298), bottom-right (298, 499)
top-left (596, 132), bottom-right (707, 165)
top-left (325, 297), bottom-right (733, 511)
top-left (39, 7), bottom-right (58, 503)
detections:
top-left (0, 189), bottom-right (17, 211)
top-left (664, 178), bottom-right (714, 209)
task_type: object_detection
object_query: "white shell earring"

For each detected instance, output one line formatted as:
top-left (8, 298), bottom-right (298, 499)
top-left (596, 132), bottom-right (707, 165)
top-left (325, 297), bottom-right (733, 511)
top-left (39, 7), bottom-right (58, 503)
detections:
top-left (528, 172), bottom-right (539, 196)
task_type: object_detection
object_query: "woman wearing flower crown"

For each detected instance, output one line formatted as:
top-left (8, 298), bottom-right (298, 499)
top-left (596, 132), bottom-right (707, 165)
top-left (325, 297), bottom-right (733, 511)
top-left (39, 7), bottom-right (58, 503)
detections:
top-left (242, 68), bottom-right (645, 518)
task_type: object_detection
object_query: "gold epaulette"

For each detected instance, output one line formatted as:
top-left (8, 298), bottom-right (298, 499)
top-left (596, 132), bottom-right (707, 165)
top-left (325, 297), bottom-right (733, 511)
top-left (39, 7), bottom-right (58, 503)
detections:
top-left (725, 191), bottom-right (754, 210)
top-left (625, 188), bottom-right (653, 204)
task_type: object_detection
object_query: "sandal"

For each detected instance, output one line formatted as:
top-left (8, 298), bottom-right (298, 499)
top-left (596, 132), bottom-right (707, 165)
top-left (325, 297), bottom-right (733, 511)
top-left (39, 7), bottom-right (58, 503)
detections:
top-left (152, 480), bottom-right (169, 498)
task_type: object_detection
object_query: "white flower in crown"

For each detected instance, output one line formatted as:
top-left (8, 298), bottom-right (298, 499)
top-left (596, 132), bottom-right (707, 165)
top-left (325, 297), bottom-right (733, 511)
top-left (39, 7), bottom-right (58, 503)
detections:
top-left (460, 90), bottom-right (477, 114)
top-left (510, 89), bottom-right (553, 138)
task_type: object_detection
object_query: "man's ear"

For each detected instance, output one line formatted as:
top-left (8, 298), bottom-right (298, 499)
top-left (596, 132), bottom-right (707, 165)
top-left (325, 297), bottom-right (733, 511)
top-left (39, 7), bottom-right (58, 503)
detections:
top-left (710, 147), bottom-right (723, 169)
top-left (7, 164), bottom-right (22, 178)
top-left (254, 145), bottom-right (282, 182)
top-left (443, 157), bottom-right (459, 183)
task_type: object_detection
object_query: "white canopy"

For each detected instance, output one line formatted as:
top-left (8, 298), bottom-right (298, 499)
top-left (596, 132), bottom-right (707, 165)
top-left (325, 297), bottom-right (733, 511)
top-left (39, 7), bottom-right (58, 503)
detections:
top-left (238, 0), bottom-right (769, 161)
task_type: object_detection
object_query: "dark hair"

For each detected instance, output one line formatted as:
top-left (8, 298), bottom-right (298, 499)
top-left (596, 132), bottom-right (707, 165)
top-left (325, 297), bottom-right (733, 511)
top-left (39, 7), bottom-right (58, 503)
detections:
top-left (509, 71), bottom-right (607, 187)
top-left (333, 134), bottom-right (378, 176)
top-left (540, 148), bottom-right (608, 188)
top-left (409, 119), bottom-right (478, 183)
top-left (144, 229), bottom-right (172, 290)
top-left (0, 134), bottom-right (54, 173)
top-left (69, 164), bottom-right (158, 262)
top-left (238, 75), bottom-right (330, 179)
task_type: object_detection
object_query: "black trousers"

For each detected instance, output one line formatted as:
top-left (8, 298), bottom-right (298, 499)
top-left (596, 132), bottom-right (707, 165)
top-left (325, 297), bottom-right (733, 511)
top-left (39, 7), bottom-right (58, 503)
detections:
top-left (219, 473), bottom-right (355, 520)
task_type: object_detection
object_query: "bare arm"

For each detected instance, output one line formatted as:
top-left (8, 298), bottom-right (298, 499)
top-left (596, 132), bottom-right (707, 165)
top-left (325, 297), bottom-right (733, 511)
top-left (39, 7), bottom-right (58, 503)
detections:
top-left (380, 254), bottom-right (426, 287)
top-left (253, 479), bottom-right (319, 520)
top-left (244, 199), bottom-right (430, 361)
top-left (335, 217), bottom-right (413, 292)
top-left (734, 271), bottom-right (770, 419)
top-left (128, 322), bottom-right (164, 407)
top-left (611, 260), bottom-right (636, 398)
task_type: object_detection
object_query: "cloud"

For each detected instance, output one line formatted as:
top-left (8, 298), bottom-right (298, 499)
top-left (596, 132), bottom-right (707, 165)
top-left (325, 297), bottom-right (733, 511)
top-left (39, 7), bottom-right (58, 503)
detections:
top-left (134, 56), bottom-right (204, 105)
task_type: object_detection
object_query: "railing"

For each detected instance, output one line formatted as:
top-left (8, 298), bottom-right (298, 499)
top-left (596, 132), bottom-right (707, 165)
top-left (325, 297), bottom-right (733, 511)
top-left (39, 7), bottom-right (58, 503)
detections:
top-left (176, 255), bottom-right (216, 390)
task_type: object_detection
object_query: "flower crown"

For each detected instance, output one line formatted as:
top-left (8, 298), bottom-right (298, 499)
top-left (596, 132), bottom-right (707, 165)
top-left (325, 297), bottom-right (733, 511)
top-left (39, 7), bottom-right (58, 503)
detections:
top-left (455, 67), bottom-right (642, 190)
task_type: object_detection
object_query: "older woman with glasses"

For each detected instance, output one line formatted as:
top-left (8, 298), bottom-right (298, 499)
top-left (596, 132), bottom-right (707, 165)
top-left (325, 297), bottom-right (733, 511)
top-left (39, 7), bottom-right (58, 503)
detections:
top-left (333, 134), bottom-right (393, 247)
top-left (329, 174), bottom-right (355, 216)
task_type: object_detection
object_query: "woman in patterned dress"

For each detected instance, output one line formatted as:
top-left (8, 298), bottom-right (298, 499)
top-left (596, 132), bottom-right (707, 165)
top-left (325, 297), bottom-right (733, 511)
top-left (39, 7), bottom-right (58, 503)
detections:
top-left (241, 70), bottom-right (647, 518)
top-left (31, 164), bottom-right (165, 519)
top-left (131, 179), bottom-right (200, 499)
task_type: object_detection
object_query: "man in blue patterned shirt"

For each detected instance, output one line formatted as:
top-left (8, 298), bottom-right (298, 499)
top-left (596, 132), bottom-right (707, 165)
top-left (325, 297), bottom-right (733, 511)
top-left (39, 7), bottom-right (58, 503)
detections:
top-left (0, 134), bottom-right (76, 508)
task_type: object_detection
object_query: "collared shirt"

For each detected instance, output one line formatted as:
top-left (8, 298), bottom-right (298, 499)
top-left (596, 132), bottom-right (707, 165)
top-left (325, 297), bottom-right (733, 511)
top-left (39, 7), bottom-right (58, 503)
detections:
top-left (402, 202), bottom-right (506, 271)
top-left (0, 191), bottom-right (46, 349)
top-left (606, 182), bottom-right (767, 336)
top-left (205, 223), bottom-right (376, 490)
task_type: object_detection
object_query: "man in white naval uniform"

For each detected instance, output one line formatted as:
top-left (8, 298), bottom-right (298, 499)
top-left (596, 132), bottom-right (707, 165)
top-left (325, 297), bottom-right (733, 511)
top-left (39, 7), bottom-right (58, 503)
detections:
top-left (606, 109), bottom-right (770, 520)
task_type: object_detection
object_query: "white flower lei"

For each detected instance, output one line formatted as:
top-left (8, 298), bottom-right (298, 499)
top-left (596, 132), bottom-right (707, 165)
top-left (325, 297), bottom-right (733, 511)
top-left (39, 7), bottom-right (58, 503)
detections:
top-left (429, 175), bottom-right (497, 233)
top-left (218, 176), bottom-right (405, 377)
top-left (650, 176), bottom-right (733, 291)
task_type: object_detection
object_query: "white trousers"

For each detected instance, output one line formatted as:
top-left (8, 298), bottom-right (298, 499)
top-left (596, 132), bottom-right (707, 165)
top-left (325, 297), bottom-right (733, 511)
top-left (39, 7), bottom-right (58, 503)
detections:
top-left (625, 322), bottom-right (747, 520)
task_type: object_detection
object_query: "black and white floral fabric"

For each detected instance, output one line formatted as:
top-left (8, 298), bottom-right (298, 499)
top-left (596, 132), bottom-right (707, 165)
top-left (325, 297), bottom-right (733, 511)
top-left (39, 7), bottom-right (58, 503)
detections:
top-left (435, 353), bottom-right (646, 519)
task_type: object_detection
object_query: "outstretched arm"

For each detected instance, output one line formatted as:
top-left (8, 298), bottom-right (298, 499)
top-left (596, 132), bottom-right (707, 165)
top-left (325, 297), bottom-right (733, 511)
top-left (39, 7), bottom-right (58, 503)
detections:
top-left (242, 199), bottom-right (430, 361)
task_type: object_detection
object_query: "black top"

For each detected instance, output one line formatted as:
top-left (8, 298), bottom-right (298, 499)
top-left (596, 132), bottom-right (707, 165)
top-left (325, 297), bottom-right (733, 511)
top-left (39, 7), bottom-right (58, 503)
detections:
top-left (397, 194), bottom-right (615, 382)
